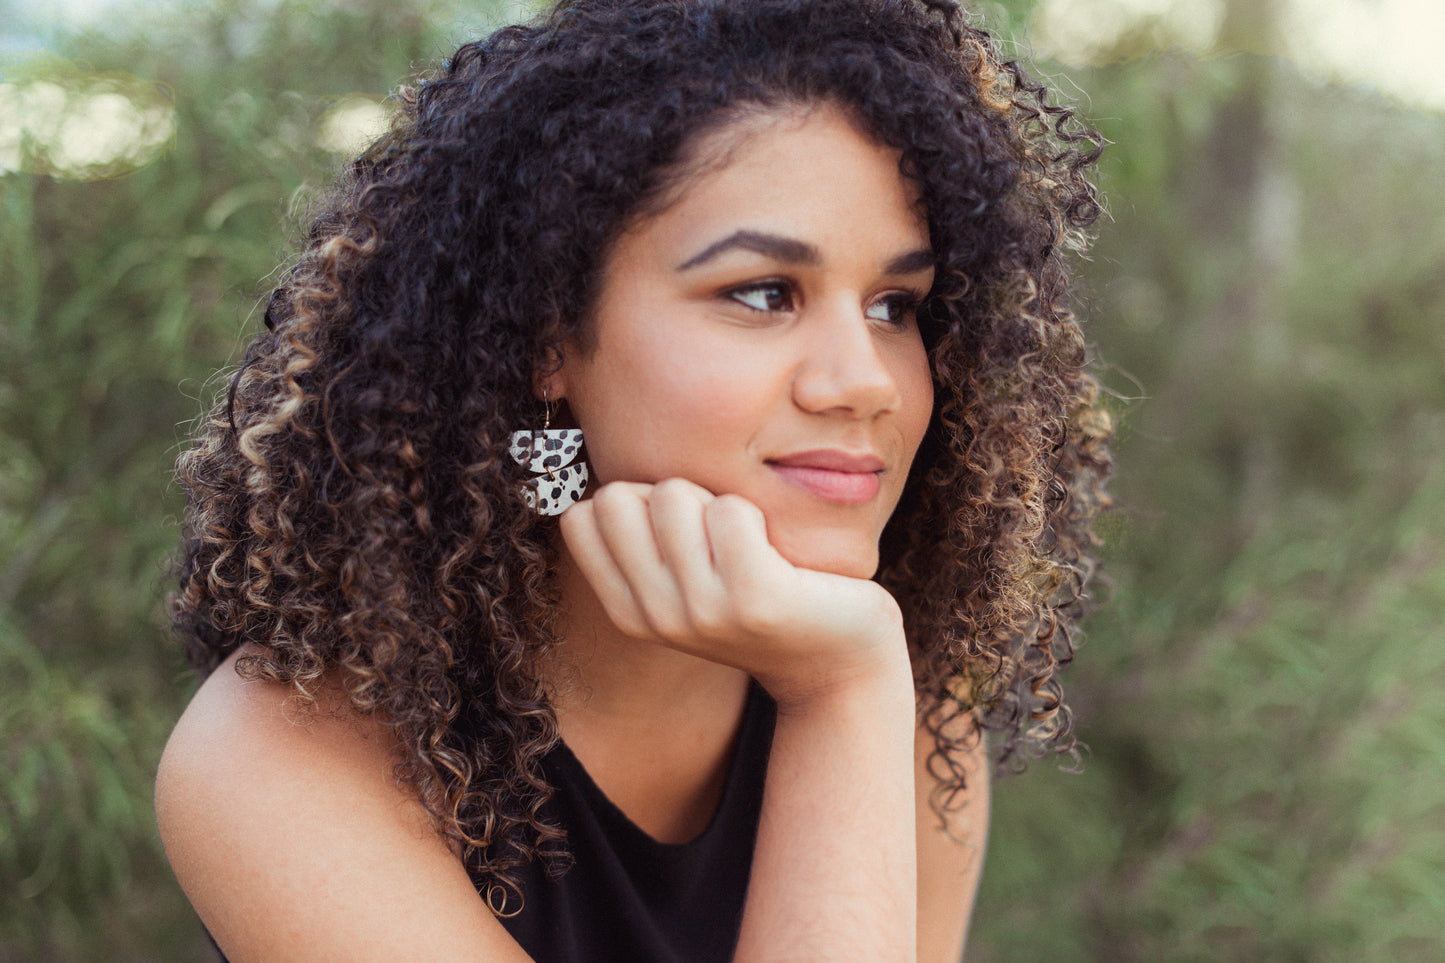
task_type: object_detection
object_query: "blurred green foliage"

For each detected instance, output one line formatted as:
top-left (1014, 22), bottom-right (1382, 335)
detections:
top-left (970, 4), bottom-right (1445, 960)
top-left (2, 0), bottom-right (1443, 959)
top-left (1, 1), bottom-right (511, 957)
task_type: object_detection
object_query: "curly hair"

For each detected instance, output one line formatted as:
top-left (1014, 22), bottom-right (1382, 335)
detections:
top-left (171, 0), bottom-right (1111, 908)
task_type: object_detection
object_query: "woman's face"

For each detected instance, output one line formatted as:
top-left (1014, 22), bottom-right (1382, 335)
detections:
top-left (550, 104), bottom-right (935, 579)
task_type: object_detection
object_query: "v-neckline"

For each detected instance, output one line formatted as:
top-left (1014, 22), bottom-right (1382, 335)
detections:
top-left (546, 681), bottom-right (768, 850)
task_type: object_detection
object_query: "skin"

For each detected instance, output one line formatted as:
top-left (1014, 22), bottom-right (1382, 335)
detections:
top-left (156, 104), bottom-right (989, 962)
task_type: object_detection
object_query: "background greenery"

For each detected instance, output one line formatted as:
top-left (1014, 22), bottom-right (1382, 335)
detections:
top-left (2, 0), bottom-right (1441, 959)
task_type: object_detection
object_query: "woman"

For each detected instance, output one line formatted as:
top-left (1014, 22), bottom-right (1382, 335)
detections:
top-left (156, 0), bottom-right (1111, 959)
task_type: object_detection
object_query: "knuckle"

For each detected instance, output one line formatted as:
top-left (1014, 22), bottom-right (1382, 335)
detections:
top-left (589, 483), bottom-right (642, 524)
top-left (651, 477), bottom-right (690, 498)
top-left (648, 478), bottom-right (688, 514)
top-left (590, 483), bottom-right (626, 510)
top-left (557, 501), bottom-right (592, 542)
top-left (652, 477), bottom-right (708, 513)
top-left (708, 493), bottom-right (760, 528)
top-left (711, 492), bottom-right (750, 512)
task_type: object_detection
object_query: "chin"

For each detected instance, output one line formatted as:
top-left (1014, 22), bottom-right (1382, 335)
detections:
top-left (770, 528), bottom-right (881, 580)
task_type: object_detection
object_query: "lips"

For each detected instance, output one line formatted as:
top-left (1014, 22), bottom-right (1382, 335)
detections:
top-left (765, 449), bottom-right (886, 503)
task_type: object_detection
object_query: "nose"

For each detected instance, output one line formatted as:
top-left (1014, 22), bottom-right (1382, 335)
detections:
top-left (791, 299), bottom-right (903, 418)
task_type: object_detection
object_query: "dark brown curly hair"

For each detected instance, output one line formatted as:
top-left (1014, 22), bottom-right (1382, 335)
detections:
top-left (171, 0), bottom-right (1112, 908)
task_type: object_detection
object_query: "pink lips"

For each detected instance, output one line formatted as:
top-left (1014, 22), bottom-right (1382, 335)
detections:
top-left (766, 450), bottom-right (885, 504)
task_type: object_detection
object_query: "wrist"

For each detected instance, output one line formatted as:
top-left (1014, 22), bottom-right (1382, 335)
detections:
top-left (765, 633), bottom-right (915, 722)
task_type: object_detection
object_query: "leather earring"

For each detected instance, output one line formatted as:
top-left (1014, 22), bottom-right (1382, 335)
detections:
top-left (509, 394), bottom-right (587, 516)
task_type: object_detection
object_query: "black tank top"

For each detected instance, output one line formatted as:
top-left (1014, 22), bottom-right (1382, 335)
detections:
top-left (497, 682), bottom-right (776, 962)
top-left (204, 687), bottom-right (773, 962)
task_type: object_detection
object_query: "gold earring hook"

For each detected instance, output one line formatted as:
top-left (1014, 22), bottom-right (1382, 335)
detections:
top-left (540, 389), bottom-right (558, 480)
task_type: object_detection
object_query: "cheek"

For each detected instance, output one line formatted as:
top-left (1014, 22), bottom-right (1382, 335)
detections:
top-left (898, 347), bottom-right (936, 457)
top-left (577, 342), bottom-right (767, 484)
top-left (654, 366), bottom-right (769, 476)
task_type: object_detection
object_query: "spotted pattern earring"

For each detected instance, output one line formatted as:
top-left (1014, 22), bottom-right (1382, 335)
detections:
top-left (509, 395), bottom-right (587, 516)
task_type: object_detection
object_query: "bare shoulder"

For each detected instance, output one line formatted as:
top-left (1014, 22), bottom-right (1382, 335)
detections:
top-left (915, 711), bottom-right (991, 963)
top-left (155, 647), bottom-right (532, 962)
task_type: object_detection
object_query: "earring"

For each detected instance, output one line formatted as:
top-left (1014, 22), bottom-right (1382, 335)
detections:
top-left (509, 394), bottom-right (587, 516)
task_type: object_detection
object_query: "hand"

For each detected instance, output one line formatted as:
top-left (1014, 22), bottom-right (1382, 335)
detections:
top-left (557, 478), bottom-right (910, 707)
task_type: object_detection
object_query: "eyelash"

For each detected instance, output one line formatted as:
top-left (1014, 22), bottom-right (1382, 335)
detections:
top-left (727, 281), bottom-right (795, 314)
top-left (725, 282), bottom-right (921, 328)
top-left (868, 292), bottom-right (922, 328)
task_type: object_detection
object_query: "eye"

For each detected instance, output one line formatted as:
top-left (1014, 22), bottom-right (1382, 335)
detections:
top-left (865, 292), bottom-right (922, 328)
top-left (728, 281), bottom-right (795, 313)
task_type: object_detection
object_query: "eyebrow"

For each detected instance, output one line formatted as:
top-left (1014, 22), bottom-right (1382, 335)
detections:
top-left (677, 229), bottom-right (937, 278)
top-left (678, 230), bottom-right (820, 271)
top-left (884, 247), bottom-right (936, 276)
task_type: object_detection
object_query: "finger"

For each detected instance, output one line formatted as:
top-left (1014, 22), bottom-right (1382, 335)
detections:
top-left (558, 499), bottom-right (653, 639)
top-left (648, 478), bottom-right (720, 598)
top-left (589, 483), bottom-right (689, 637)
top-left (704, 494), bottom-right (789, 617)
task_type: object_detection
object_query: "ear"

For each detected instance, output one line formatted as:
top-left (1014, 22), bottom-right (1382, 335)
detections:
top-left (535, 369), bottom-right (566, 402)
top-left (533, 343), bottom-right (571, 401)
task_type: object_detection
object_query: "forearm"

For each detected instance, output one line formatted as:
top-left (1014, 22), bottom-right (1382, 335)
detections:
top-left (735, 659), bottom-right (919, 962)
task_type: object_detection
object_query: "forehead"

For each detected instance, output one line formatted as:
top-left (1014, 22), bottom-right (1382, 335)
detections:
top-left (616, 103), bottom-right (930, 262)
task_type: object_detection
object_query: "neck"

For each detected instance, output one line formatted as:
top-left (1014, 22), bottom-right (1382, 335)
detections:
top-left (544, 546), bottom-right (750, 728)
top-left (538, 542), bottom-right (755, 844)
